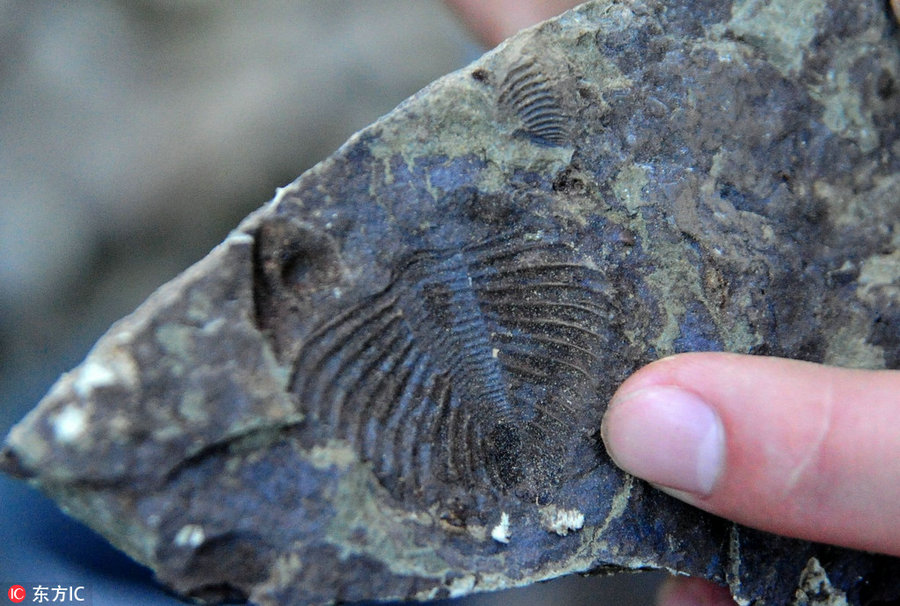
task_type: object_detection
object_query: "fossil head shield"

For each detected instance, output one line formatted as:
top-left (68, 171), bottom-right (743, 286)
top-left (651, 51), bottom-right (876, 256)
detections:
top-left (2, 1), bottom-right (900, 605)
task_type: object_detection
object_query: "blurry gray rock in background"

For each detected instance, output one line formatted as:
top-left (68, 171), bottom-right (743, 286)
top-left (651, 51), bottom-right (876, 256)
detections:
top-left (0, 1), bottom-right (662, 604)
top-left (1, 0), bottom-right (470, 362)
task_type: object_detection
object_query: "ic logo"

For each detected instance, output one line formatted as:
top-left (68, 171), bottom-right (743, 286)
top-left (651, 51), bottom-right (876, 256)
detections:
top-left (7, 585), bottom-right (26, 603)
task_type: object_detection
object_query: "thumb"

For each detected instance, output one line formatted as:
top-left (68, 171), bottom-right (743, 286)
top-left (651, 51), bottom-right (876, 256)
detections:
top-left (601, 353), bottom-right (900, 557)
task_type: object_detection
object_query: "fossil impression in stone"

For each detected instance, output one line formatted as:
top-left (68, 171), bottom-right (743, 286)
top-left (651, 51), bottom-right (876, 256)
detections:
top-left (256, 220), bottom-right (607, 505)
top-left (497, 57), bottom-right (572, 146)
top-left (2, 1), bottom-right (900, 606)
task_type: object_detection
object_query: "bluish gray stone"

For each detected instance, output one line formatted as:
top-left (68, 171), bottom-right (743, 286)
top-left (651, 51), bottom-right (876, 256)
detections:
top-left (2, 1), bottom-right (899, 604)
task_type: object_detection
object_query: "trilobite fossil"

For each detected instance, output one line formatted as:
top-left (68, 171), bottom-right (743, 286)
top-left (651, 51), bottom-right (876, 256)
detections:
top-left (497, 57), bottom-right (572, 146)
top-left (255, 217), bottom-right (611, 506)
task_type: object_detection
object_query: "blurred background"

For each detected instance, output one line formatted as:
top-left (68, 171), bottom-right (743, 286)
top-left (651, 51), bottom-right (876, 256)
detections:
top-left (0, 1), bottom-right (665, 603)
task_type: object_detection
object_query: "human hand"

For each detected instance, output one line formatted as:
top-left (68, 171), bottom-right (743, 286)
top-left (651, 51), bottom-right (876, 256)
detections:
top-left (602, 353), bottom-right (900, 605)
top-left (444, 0), bottom-right (582, 47)
top-left (445, 2), bottom-right (900, 603)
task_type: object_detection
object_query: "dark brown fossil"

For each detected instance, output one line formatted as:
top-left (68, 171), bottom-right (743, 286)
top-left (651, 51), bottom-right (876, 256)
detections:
top-left (2, 1), bottom-right (899, 605)
top-left (260, 224), bottom-right (610, 505)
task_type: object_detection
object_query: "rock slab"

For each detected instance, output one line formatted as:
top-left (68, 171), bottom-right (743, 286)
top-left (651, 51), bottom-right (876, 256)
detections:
top-left (3, 1), bottom-right (900, 604)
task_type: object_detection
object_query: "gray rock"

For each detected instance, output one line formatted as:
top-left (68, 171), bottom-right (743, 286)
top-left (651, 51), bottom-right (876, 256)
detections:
top-left (3, 0), bottom-right (899, 604)
top-left (0, 0), bottom-right (469, 365)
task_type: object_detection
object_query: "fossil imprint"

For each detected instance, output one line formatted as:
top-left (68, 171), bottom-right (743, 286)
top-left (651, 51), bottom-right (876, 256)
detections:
top-left (257, 218), bottom-right (609, 505)
top-left (3, 1), bottom-right (900, 605)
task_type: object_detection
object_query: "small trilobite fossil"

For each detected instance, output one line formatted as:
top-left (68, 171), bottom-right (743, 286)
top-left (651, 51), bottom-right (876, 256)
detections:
top-left (497, 56), bottom-right (573, 146)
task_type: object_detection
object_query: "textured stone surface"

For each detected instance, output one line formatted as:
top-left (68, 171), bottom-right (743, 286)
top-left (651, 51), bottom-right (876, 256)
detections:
top-left (2, 1), bottom-right (900, 605)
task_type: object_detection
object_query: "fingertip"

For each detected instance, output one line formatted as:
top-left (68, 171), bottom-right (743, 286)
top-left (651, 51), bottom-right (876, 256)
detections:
top-left (445, 0), bottom-right (583, 47)
top-left (608, 353), bottom-right (720, 405)
top-left (605, 353), bottom-right (900, 556)
top-left (602, 384), bottom-right (725, 496)
top-left (657, 576), bottom-right (736, 606)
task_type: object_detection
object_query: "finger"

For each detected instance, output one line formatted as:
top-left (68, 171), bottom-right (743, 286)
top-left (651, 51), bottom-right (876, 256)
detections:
top-left (657, 576), bottom-right (736, 606)
top-left (601, 353), bottom-right (900, 556)
top-left (444, 0), bottom-right (581, 47)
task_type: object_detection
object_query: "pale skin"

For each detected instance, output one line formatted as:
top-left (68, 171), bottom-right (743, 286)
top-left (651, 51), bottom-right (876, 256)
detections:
top-left (606, 354), bottom-right (900, 605)
top-left (445, 2), bottom-right (900, 603)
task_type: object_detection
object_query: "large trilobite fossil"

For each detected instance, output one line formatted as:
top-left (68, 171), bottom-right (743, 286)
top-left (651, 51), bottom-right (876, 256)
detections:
top-left (2, 0), bottom-right (900, 604)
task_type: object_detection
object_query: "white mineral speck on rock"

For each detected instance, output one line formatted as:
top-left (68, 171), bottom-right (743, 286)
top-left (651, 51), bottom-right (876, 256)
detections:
top-left (74, 360), bottom-right (118, 398)
top-left (491, 512), bottom-right (511, 544)
top-left (228, 232), bottom-right (254, 245)
top-left (51, 405), bottom-right (87, 444)
top-left (540, 505), bottom-right (584, 536)
top-left (795, 557), bottom-right (848, 605)
top-left (175, 524), bottom-right (206, 548)
top-left (447, 576), bottom-right (476, 598)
